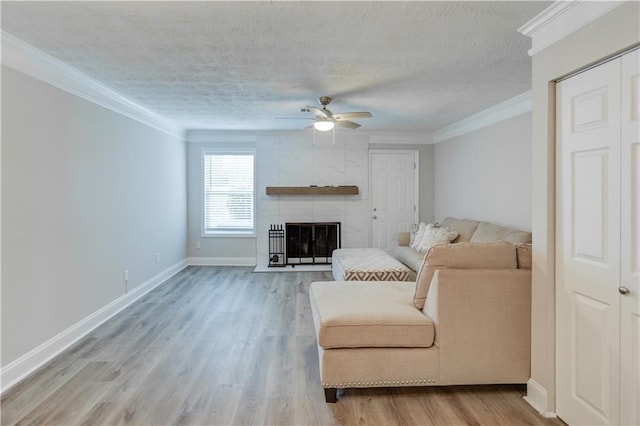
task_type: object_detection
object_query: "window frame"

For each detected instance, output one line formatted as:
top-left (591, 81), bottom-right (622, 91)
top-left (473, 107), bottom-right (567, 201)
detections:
top-left (201, 147), bottom-right (256, 238)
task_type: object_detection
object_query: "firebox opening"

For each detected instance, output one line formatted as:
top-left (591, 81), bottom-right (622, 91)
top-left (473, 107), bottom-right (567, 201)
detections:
top-left (285, 222), bottom-right (341, 265)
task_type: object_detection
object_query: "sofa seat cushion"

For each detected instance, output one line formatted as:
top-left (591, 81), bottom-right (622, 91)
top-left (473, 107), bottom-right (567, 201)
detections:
top-left (394, 245), bottom-right (424, 272)
top-left (310, 281), bottom-right (434, 349)
top-left (332, 248), bottom-right (416, 281)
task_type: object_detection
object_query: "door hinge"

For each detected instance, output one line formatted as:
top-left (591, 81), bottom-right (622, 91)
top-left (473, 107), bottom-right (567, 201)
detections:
top-left (413, 162), bottom-right (416, 170)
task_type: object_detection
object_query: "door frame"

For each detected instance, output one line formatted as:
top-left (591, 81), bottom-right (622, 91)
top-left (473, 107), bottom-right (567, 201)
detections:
top-left (368, 149), bottom-right (420, 248)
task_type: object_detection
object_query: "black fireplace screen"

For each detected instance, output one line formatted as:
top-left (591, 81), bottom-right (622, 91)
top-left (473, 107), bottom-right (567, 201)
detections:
top-left (285, 222), bottom-right (341, 265)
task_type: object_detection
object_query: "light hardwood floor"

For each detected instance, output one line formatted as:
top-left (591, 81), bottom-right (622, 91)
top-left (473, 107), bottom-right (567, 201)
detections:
top-left (2, 266), bottom-right (564, 425)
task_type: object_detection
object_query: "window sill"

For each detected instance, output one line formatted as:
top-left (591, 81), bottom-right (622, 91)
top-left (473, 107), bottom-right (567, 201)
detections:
top-left (202, 231), bottom-right (256, 238)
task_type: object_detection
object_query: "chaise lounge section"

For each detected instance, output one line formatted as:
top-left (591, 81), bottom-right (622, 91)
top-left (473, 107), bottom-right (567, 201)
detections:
top-left (310, 241), bottom-right (532, 402)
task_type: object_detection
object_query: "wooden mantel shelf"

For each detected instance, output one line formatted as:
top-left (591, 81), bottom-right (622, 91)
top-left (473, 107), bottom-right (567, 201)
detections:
top-left (266, 185), bottom-right (359, 195)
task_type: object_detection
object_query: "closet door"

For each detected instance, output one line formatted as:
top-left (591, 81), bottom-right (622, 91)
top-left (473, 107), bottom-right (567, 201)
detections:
top-left (620, 49), bottom-right (640, 426)
top-left (556, 59), bottom-right (621, 425)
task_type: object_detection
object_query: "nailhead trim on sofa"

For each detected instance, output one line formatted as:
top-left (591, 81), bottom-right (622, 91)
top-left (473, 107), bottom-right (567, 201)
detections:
top-left (323, 379), bottom-right (437, 387)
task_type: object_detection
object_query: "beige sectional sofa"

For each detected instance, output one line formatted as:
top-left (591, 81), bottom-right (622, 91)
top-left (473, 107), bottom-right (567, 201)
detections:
top-left (395, 217), bottom-right (532, 272)
top-left (310, 239), bottom-right (532, 403)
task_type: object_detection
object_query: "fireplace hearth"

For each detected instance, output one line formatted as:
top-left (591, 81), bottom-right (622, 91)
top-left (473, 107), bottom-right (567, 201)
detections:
top-left (286, 222), bottom-right (340, 265)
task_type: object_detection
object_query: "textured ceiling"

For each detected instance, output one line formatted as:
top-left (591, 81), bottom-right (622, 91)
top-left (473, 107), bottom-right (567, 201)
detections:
top-left (1, 1), bottom-right (550, 133)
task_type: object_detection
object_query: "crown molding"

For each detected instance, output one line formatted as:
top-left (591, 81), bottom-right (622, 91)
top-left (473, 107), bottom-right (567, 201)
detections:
top-left (1, 31), bottom-right (185, 140)
top-left (432, 91), bottom-right (531, 144)
top-left (367, 131), bottom-right (433, 145)
top-left (518, 0), bottom-right (626, 56)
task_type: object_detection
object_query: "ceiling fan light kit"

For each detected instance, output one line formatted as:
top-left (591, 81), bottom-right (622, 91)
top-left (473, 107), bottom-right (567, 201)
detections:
top-left (313, 119), bottom-right (335, 131)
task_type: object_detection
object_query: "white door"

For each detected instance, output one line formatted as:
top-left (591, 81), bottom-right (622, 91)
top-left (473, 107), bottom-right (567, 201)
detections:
top-left (620, 49), bottom-right (640, 426)
top-left (369, 150), bottom-right (418, 253)
top-left (556, 59), bottom-right (622, 425)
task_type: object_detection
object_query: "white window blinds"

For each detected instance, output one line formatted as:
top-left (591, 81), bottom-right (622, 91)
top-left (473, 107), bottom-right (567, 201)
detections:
top-left (203, 152), bottom-right (255, 234)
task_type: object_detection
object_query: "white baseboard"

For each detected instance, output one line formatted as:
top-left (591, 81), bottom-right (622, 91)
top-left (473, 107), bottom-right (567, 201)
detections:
top-left (524, 378), bottom-right (557, 418)
top-left (187, 256), bottom-right (256, 266)
top-left (0, 259), bottom-right (187, 394)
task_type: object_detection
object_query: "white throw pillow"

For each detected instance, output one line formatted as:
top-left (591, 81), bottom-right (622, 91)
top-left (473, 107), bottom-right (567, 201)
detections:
top-left (410, 223), bottom-right (427, 250)
top-left (415, 224), bottom-right (459, 254)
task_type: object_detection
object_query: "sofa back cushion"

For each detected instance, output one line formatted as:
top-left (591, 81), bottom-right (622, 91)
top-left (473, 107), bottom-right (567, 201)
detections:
top-left (440, 217), bottom-right (480, 242)
top-left (469, 222), bottom-right (532, 244)
top-left (516, 243), bottom-right (532, 269)
top-left (413, 241), bottom-right (518, 309)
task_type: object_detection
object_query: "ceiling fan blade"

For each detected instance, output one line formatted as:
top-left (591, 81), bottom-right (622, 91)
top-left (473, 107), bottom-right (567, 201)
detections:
top-left (333, 112), bottom-right (372, 120)
top-left (305, 106), bottom-right (329, 118)
top-left (334, 120), bottom-right (361, 129)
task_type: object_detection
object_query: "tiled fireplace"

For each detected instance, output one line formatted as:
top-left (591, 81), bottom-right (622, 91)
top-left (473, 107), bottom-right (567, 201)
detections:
top-left (255, 132), bottom-right (370, 267)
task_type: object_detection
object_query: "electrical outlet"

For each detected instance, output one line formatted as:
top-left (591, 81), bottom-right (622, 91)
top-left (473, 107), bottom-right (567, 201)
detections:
top-left (196, 241), bottom-right (201, 249)
top-left (155, 252), bottom-right (160, 264)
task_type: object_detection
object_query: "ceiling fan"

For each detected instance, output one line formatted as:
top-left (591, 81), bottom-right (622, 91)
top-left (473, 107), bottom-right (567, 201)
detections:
top-left (300, 96), bottom-right (372, 131)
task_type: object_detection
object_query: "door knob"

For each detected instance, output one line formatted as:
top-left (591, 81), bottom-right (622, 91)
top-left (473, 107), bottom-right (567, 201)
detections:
top-left (619, 286), bottom-right (630, 295)
top-left (372, 215), bottom-right (378, 220)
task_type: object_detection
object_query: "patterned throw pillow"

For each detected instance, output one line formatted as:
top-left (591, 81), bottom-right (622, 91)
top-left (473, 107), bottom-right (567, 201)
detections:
top-left (409, 223), bottom-right (420, 245)
top-left (410, 223), bottom-right (427, 250)
top-left (414, 224), bottom-right (459, 254)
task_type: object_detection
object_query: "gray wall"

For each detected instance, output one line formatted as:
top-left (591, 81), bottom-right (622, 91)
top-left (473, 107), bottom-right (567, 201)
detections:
top-left (187, 132), bottom-right (436, 265)
top-left (434, 112), bottom-right (532, 231)
top-left (1, 66), bottom-right (187, 366)
top-left (186, 139), bottom-right (257, 262)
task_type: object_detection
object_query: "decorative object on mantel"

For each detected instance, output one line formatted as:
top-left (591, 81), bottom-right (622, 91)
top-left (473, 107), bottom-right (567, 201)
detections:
top-left (266, 185), bottom-right (358, 196)
top-left (268, 224), bottom-right (286, 267)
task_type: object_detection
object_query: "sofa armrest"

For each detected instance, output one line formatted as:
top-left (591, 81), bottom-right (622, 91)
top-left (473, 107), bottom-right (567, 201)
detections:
top-left (423, 268), bottom-right (531, 384)
top-left (413, 241), bottom-right (518, 310)
top-left (397, 232), bottom-right (411, 246)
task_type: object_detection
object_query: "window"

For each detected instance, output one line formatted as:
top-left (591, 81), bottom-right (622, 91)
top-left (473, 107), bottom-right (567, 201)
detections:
top-left (202, 150), bottom-right (255, 236)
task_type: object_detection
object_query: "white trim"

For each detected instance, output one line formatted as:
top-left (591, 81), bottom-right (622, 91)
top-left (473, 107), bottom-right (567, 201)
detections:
top-left (367, 132), bottom-right (433, 145)
top-left (188, 257), bottom-right (256, 266)
top-left (524, 378), bottom-right (558, 418)
top-left (0, 260), bottom-right (187, 394)
top-left (518, 1), bottom-right (626, 56)
top-left (201, 231), bottom-right (256, 238)
top-left (200, 148), bottom-right (257, 237)
top-left (432, 91), bottom-right (532, 143)
top-left (1, 31), bottom-right (185, 140)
